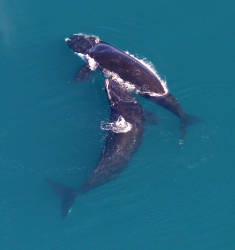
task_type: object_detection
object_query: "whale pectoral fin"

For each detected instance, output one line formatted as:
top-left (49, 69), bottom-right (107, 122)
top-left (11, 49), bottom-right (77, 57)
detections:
top-left (47, 179), bottom-right (76, 219)
top-left (74, 63), bottom-right (93, 82)
top-left (144, 111), bottom-right (159, 125)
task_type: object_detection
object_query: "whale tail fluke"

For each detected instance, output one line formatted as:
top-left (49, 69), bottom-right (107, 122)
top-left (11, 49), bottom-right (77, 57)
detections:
top-left (47, 179), bottom-right (77, 219)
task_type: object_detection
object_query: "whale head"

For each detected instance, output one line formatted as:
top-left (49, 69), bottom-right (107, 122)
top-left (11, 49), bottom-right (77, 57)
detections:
top-left (105, 78), bottom-right (143, 125)
top-left (105, 78), bottom-right (136, 106)
top-left (65, 34), bottom-right (100, 54)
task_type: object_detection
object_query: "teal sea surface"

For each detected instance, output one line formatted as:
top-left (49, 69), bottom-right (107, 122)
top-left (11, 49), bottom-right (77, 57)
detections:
top-left (0, 0), bottom-right (234, 249)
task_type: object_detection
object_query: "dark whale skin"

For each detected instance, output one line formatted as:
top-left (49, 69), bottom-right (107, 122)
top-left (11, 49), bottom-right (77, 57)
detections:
top-left (89, 42), bottom-right (187, 133)
top-left (79, 79), bottom-right (145, 193)
top-left (66, 35), bottom-right (195, 138)
top-left (48, 78), bottom-right (145, 218)
top-left (89, 42), bottom-right (166, 94)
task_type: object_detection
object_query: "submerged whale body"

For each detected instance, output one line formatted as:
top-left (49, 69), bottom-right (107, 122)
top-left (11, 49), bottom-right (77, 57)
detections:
top-left (66, 33), bottom-right (198, 139)
top-left (48, 78), bottom-right (146, 218)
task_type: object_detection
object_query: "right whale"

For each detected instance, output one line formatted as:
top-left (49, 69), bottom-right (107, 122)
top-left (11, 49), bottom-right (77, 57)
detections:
top-left (66, 34), bottom-right (198, 140)
top-left (48, 78), bottom-right (146, 218)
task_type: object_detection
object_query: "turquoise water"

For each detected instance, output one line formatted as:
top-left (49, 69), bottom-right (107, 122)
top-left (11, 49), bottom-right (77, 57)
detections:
top-left (0, 0), bottom-right (234, 249)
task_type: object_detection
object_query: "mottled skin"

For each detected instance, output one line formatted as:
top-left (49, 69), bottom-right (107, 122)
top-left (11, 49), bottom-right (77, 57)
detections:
top-left (48, 78), bottom-right (145, 218)
top-left (66, 34), bottom-right (188, 137)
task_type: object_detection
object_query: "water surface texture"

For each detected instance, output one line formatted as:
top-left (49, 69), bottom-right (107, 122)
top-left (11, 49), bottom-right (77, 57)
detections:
top-left (0, 0), bottom-right (234, 249)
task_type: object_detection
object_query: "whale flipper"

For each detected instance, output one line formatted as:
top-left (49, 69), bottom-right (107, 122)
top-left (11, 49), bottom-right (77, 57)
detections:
top-left (47, 179), bottom-right (76, 218)
top-left (75, 63), bottom-right (93, 82)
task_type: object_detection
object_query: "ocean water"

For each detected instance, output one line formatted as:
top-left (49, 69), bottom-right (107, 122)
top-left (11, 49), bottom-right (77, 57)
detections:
top-left (0, 0), bottom-right (234, 249)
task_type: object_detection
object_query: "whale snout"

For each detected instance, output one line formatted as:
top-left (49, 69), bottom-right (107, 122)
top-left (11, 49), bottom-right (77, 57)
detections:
top-left (106, 79), bottom-right (137, 105)
top-left (65, 34), bottom-right (99, 54)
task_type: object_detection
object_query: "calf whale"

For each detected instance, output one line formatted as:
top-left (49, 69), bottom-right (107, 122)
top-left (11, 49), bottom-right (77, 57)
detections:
top-left (48, 78), bottom-right (146, 218)
top-left (65, 33), bottom-right (198, 140)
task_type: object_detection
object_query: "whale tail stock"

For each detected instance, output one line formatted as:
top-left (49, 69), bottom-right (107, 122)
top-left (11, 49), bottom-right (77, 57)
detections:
top-left (47, 179), bottom-right (77, 218)
top-left (143, 93), bottom-right (201, 141)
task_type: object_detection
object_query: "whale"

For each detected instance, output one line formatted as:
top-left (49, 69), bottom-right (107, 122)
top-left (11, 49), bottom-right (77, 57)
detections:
top-left (65, 33), bottom-right (198, 140)
top-left (48, 78), bottom-right (146, 218)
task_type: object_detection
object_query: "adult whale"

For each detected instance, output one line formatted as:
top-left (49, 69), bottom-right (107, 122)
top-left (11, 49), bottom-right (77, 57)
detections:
top-left (48, 78), bottom-right (146, 218)
top-left (65, 34), bottom-right (197, 140)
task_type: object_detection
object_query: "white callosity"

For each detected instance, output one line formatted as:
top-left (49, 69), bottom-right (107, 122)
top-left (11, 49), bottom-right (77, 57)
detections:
top-left (65, 33), bottom-right (100, 43)
top-left (65, 33), bottom-right (101, 71)
top-left (72, 33), bottom-right (100, 44)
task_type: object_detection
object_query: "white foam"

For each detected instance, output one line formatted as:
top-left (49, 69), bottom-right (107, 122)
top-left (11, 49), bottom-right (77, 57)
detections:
top-left (85, 55), bottom-right (98, 71)
top-left (101, 116), bottom-right (132, 133)
top-left (125, 51), bottom-right (169, 96)
top-left (103, 68), bottom-right (167, 97)
top-left (105, 78), bottom-right (111, 101)
top-left (103, 53), bottom-right (168, 97)
top-left (70, 34), bottom-right (168, 97)
top-left (75, 53), bottom-right (99, 71)
top-left (75, 52), bottom-right (86, 61)
top-left (105, 79), bottom-right (137, 105)
top-left (103, 69), bottom-right (136, 92)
